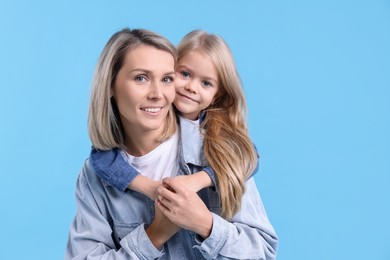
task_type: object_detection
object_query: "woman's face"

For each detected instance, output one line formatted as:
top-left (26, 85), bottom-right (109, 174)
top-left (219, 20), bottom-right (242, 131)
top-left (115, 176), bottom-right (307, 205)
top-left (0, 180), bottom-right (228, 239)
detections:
top-left (112, 45), bottom-right (176, 136)
top-left (174, 50), bottom-right (219, 120)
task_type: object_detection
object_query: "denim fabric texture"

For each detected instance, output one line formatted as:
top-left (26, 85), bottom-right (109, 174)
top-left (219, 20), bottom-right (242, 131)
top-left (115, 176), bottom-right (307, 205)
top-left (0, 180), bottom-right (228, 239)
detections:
top-left (65, 160), bottom-right (278, 259)
top-left (66, 114), bottom-right (277, 259)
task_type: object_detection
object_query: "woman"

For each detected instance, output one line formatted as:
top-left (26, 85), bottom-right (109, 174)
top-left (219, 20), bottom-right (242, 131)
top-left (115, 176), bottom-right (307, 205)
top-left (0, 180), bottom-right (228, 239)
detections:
top-left (66, 28), bottom-right (180, 259)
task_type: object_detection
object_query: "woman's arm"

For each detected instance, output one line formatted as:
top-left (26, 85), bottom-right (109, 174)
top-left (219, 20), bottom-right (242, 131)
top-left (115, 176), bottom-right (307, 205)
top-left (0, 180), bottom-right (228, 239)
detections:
top-left (65, 161), bottom-right (177, 259)
top-left (156, 177), bottom-right (278, 260)
top-left (156, 177), bottom-right (213, 238)
top-left (146, 204), bottom-right (180, 249)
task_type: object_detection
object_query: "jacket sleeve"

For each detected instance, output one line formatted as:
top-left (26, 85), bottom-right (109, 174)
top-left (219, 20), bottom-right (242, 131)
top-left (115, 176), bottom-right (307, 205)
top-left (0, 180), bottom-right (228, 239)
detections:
top-left (90, 147), bottom-right (139, 192)
top-left (249, 143), bottom-right (260, 179)
top-left (202, 166), bottom-right (218, 190)
top-left (65, 165), bottom-right (163, 260)
top-left (193, 177), bottom-right (278, 260)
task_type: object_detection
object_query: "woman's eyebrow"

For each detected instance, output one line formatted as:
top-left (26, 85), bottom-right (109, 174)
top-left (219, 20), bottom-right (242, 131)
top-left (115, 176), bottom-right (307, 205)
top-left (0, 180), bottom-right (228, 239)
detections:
top-left (128, 68), bottom-right (176, 78)
top-left (129, 68), bottom-right (153, 74)
top-left (131, 68), bottom-right (175, 74)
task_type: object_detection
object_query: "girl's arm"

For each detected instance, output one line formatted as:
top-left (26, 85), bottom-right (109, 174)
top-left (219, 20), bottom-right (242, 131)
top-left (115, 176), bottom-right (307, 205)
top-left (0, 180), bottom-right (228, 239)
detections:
top-left (171, 170), bottom-right (212, 193)
top-left (90, 147), bottom-right (159, 200)
top-left (129, 175), bottom-right (160, 201)
top-left (90, 147), bottom-right (138, 192)
top-left (90, 148), bottom-right (215, 200)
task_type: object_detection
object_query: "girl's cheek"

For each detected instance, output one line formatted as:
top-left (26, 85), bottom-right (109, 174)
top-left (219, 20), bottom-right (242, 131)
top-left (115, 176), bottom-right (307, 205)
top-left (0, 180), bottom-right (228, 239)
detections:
top-left (174, 77), bottom-right (187, 89)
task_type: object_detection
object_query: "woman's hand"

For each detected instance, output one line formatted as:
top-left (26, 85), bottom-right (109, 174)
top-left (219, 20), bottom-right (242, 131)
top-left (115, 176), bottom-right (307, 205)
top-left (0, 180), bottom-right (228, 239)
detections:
top-left (156, 177), bottom-right (213, 239)
top-left (146, 203), bottom-right (181, 249)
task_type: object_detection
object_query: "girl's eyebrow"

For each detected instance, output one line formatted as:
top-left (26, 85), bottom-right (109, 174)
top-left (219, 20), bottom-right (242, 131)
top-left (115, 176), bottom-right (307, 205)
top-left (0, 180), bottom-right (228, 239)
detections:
top-left (176, 64), bottom-right (191, 70)
top-left (199, 74), bottom-right (218, 84)
top-left (204, 75), bottom-right (218, 82)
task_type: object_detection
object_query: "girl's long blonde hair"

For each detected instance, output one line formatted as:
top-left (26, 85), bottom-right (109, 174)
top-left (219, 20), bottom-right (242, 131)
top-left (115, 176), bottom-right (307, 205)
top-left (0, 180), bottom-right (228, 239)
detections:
top-left (177, 30), bottom-right (258, 219)
top-left (88, 28), bottom-right (177, 150)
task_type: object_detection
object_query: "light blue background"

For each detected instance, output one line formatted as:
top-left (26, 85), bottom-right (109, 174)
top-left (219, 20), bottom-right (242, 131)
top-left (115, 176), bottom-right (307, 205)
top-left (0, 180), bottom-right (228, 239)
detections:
top-left (1, 0), bottom-right (389, 259)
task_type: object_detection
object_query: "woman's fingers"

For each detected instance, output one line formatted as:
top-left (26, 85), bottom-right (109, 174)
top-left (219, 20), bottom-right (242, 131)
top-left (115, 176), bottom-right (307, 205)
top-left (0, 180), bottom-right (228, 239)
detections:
top-left (157, 185), bottom-right (213, 237)
top-left (156, 199), bottom-right (170, 213)
top-left (162, 177), bottom-right (184, 194)
top-left (157, 185), bottom-right (177, 209)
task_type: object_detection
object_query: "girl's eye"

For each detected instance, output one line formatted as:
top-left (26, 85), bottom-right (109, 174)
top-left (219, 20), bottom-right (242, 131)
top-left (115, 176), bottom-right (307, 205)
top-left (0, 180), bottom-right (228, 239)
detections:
top-left (162, 76), bottom-right (174, 84)
top-left (180, 70), bottom-right (191, 78)
top-left (201, 80), bottom-right (212, 88)
top-left (135, 75), bottom-right (147, 82)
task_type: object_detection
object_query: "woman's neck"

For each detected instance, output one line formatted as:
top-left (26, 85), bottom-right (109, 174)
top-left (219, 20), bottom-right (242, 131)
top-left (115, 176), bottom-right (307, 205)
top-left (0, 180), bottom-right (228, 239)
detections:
top-left (123, 127), bottom-right (164, 157)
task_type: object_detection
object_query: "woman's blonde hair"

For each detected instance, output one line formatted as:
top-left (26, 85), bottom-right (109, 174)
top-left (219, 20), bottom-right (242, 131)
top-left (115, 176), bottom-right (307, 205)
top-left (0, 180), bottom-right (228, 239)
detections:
top-left (177, 30), bottom-right (258, 219)
top-left (88, 28), bottom-right (178, 150)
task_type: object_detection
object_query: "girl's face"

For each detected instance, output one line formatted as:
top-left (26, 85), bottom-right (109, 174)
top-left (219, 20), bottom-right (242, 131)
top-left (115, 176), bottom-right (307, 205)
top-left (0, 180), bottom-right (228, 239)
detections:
top-left (112, 45), bottom-right (176, 136)
top-left (174, 50), bottom-right (219, 120)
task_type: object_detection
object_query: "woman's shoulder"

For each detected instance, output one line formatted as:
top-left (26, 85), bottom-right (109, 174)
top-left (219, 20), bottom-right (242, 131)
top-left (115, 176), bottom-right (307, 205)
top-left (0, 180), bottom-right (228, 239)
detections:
top-left (77, 158), bottom-right (106, 188)
top-left (75, 159), bottom-right (118, 206)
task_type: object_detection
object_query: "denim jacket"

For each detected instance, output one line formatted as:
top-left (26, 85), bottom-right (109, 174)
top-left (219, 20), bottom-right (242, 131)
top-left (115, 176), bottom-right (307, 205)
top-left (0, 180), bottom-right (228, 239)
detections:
top-left (65, 119), bottom-right (277, 259)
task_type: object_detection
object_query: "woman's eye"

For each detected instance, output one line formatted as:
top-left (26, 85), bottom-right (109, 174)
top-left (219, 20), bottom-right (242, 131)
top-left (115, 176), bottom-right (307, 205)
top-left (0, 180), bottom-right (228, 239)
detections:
top-left (162, 76), bottom-right (174, 84)
top-left (135, 75), bottom-right (147, 82)
top-left (202, 80), bottom-right (212, 88)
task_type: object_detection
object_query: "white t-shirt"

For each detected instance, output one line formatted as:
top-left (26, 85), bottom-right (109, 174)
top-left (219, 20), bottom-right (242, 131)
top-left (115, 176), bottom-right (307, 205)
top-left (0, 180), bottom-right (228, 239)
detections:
top-left (125, 131), bottom-right (179, 181)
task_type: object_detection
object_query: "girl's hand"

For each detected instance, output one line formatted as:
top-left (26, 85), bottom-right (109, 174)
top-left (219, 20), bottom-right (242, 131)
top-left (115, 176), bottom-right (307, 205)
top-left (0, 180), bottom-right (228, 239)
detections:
top-left (170, 171), bottom-right (212, 192)
top-left (128, 175), bottom-right (160, 201)
top-left (156, 177), bottom-right (213, 239)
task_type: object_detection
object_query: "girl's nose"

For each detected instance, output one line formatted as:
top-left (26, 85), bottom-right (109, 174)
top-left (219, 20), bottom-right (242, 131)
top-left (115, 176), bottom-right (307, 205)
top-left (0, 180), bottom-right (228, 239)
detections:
top-left (185, 81), bottom-right (197, 94)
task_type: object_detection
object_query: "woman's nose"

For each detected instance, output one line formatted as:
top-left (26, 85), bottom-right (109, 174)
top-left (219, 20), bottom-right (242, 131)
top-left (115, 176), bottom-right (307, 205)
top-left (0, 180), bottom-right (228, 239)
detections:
top-left (148, 80), bottom-right (163, 99)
